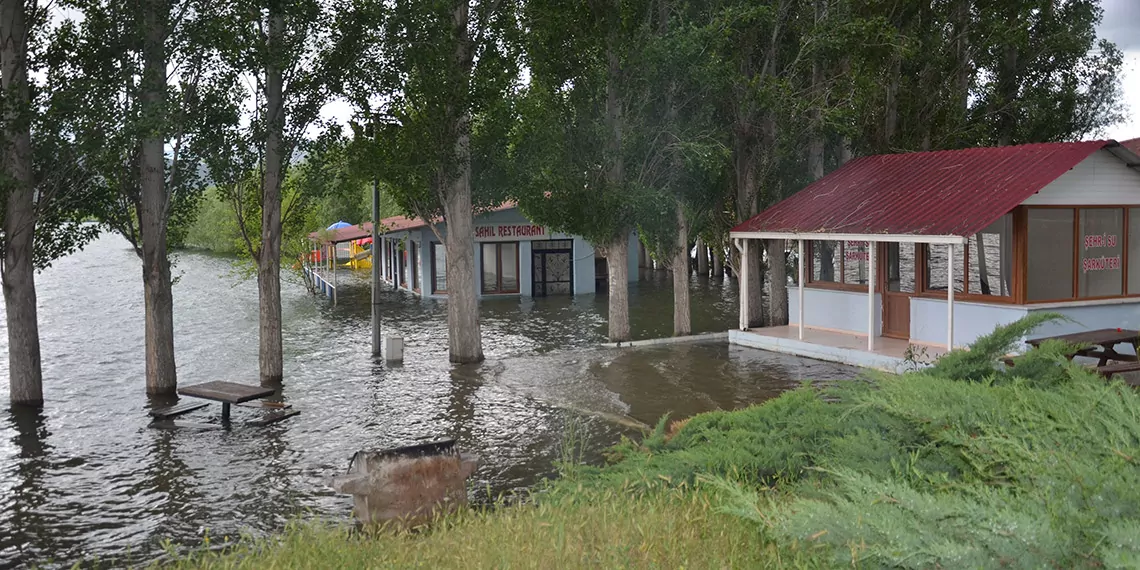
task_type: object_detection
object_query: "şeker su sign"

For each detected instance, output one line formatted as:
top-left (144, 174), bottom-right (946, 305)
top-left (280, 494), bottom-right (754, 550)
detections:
top-left (474, 224), bottom-right (548, 242)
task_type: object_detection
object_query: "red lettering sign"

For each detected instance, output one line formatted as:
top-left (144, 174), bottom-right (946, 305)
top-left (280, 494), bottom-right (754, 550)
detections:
top-left (1083, 233), bottom-right (1118, 249)
top-left (1082, 255), bottom-right (1122, 273)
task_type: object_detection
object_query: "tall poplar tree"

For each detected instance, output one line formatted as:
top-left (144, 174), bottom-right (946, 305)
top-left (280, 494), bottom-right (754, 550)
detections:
top-left (344, 0), bottom-right (519, 363)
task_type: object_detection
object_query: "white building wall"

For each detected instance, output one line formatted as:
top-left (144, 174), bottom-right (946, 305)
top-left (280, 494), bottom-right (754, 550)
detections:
top-left (573, 236), bottom-right (596, 295)
top-left (1022, 149), bottom-right (1140, 205)
top-left (789, 288), bottom-right (882, 337)
top-left (909, 298), bottom-right (1028, 347)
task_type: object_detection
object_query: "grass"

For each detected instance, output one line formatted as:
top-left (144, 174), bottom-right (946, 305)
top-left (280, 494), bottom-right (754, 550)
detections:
top-left (164, 315), bottom-right (1140, 569)
top-left (161, 486), bottom-right (824, 569)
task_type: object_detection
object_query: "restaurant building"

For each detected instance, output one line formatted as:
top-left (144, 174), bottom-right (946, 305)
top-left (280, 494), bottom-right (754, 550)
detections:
top-left (728, 139), bottom-right (1140, 371)
top-left (369, 203), bottom-right (638, 298)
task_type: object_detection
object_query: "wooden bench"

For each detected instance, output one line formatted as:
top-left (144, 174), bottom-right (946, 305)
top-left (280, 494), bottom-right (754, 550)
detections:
top-left (245, 409), bottom-right (300, 427)
top-left (149, 402), bottom-right (209, 419)
top-left (1096, 361), bottom-right (1140, 383)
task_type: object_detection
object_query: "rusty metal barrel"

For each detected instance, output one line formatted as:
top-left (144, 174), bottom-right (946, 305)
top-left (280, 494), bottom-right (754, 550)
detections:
top-left (330, 439), bottom-right (480, 528)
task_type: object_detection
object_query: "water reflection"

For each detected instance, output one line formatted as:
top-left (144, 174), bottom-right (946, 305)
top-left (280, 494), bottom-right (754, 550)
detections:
top-left (0, 234), bottom-right (859, 568)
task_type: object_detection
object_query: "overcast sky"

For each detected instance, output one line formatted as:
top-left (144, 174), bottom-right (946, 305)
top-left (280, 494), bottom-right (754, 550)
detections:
top-left (1097, 0), bottom-right (1140, 141)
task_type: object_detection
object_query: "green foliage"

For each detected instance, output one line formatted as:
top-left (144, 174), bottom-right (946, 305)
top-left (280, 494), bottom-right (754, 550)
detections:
top-left (922, 311), bottom-right (1066, 382)
top-left (164, 486), bottom-right (824, 569)
top-left (570, 315), bottom-right (1140, 568)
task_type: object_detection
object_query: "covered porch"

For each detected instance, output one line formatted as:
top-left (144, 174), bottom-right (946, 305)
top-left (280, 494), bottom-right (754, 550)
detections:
top-left (728, 140), bottom-right (1140, 370)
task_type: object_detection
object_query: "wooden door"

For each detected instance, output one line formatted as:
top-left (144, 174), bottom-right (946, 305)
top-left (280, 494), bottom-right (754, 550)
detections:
top-left (881, 242), bottom-right (915, 340)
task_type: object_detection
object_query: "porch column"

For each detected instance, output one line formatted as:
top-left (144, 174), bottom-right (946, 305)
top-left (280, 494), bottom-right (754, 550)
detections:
top-left (947, 243), bottom-right (955, 350)
top-left (738, 239), bottom-right (749, 330)
top-left (867, 240), bottom-right (876, 351)
top-left (797, 239), bottom-right (805, 340)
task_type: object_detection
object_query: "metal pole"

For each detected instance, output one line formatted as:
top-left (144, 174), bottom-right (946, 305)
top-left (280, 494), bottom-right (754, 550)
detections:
top-left (797, 239), bottom-right (805, 340)
top-left (371, 178), bottom-right (382, 356)
top-left (333, 242), bottom-right (338, 306)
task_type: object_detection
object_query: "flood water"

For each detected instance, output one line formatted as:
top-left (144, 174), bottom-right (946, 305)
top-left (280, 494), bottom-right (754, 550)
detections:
top-left (0, 234), bottom-right (858, 568)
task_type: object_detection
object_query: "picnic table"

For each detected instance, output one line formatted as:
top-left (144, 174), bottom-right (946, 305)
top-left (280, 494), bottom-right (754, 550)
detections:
top-left (1025, 328), bottom-right (1140, 367)
top-left (177, 381), bottom-right (276, 423)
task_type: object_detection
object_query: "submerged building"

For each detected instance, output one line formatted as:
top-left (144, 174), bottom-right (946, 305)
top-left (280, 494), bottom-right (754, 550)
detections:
top-left (308, 202), bottom-right (639, 299)
top-left (728, 138), bottom-right (1140, 371)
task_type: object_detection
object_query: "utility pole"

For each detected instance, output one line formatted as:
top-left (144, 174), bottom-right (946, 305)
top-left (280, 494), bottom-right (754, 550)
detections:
top-left (370, 118), bottom-right (382, 356)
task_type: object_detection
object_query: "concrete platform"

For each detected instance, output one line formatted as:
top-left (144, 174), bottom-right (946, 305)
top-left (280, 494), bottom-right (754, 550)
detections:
top-left (729, 326), bottom-right (949, 373)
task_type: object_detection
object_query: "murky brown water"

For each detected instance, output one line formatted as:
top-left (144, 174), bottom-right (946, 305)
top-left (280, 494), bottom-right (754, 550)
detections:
top-left (0, 234), bottom-right (857, 568)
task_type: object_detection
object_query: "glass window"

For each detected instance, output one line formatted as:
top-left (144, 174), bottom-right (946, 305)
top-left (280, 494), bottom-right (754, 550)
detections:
top-left (481, 242), bottom-right (519, 294)
top-left (501, 242), bottom-right (519, 293)
top-left (967, 214), bottom-right (1013, 296)
top-left (432, 242), bottom-right (447, 293)
top-left (811, 241), bottom-right (841, 283)
top-left (1027, 209), bottom-right (1075, 301)
top-left (842, 241), bottom-right (870, 285)
top-left (481, 243), bottom-right (499, 293)
top-left (924, 244), bottom-right (965, 293)
top-left (1078, 208), bottom-right (1123, 298)
top-left (886, 243), bottom-right (915, 293)
top-left (1130, 209), bottom-right (1140, 295)
top-left (410, 242), bottom-right (419, 290)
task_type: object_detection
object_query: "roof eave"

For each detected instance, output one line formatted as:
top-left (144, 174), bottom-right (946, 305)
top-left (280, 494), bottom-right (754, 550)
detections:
top-left (729, 230), bottom-right (967, 245)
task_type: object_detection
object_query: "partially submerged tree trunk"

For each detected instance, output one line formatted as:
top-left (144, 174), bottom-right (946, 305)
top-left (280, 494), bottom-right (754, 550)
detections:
top-left (139, 0), bottom-right (176, 394)
top-left (603, 23), bottom-right (631, 342)
top-left (672, 208), bottom-right (691, 336)
top-left (441, 0), bottom-right (483, 363)
top-left (734, 125), bottom-right (763, 328)
top-left (765, 239), bottom-right (788, 326)
top-left (711, 246), bottom-right (722, 280)
top-left (695, 237), bottom-right (708, 276)
top-left (606, 237), bottom-right (631, 342)
top-left (1, 0), bottom-right (42, 406)
top-left (257, 7), bottom-right (286, 385)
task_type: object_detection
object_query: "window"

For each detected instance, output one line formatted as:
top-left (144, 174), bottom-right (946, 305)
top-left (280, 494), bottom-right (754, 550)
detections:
top-left (1078, 208), bottom-right (1123, 298)
top-left (811, 241), bottom-right (841, 283)
top-left (886, 243), bottom-right (915, 293)
top-left (482, 242), bottom-right (519, 294)
top-left (1130, 208), bottom-right (1140, 295)
top-left (923, 244), bottom-right (965, 293)
top-left (410, 242), bottom-right (419, 291)
top-left (966, 215), bottom-right (1013, 296)
top-left (432, 242), bottom-right (447, 293)
top-left (809, 240), bottom-right (869, 286)
top-left (1027, 209), bottom-right (1074, 301)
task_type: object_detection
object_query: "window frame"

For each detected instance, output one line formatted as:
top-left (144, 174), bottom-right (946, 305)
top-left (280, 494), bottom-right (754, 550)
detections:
top-left (481, 241), bottom-right (520, 295)
top-left (431, 242), bottom-right (447, 294)
top-left (916, 213), bottom-right (1017, 304)
top-left (806, 240), bottom-right (871, 292)
top-left (1022, 205), bottom-right (1136, 304)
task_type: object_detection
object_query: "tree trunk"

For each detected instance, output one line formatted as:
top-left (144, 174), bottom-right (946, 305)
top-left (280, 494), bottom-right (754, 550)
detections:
top-left (441, 0), bottom-right (483, 364)
top-left (638, 240), bottom-right (647, 269)
top-left (257, 7), bottom-right (286, 385)
top-left (711, 246), bottom-right (722, 280)
top-left (765, 239), bottom-right (788, 326)
top-left (673, 208), bottom-right (691, 336)
top-left (140, 0), bottom-right (176, 395)
top-left (695, 237), bottom-right (708, 276)
top-left (605, 237), bottom-right (631, 342)
top-left (603, 20), bottom-right (631, 342)
top-left (442, 150), bottom-right (483, 362)
top-left (883, 55), bottom-right (900, 150)
top-left (1, 0), bottom-right (42, 406)
top-left (733, 125), bottom-right (763, 328)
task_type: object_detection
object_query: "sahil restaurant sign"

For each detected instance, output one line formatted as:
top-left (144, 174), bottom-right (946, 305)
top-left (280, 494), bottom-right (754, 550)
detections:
top-left (474, 224), bottom-right (548, 242)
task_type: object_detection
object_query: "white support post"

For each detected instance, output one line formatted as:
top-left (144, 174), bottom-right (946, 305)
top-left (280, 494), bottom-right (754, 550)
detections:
top-left (333, 243), bottom-right (339, 306)
top-left (797, 239), bottom-right (805, 340)
top-left (867, 241), bottom-right (876, 351)
top-left (947, 243), bottom-right (955, 350)
top-left (739, 239), bottom-right (750, 331)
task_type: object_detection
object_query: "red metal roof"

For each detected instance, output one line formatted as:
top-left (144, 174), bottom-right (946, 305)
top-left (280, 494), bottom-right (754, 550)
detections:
top-left (1122, 138), bottom-right (1140, 155)
top-left (731, 140), bottom-right (1117, 238)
